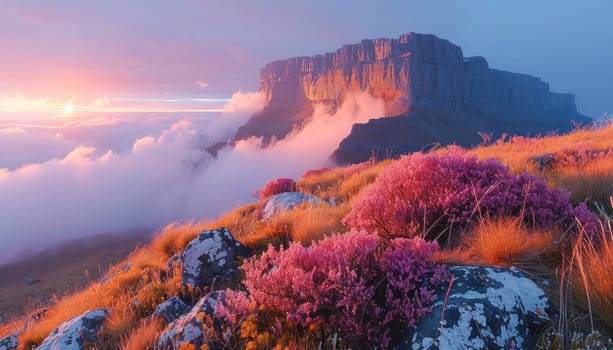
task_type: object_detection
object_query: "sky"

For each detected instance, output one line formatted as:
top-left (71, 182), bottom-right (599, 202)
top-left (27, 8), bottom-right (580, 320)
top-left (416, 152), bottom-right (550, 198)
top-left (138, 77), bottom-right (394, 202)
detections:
top-left (0, 1), bottom-right (612, 261)
top-left (0, 0), bottom-right (611, 118)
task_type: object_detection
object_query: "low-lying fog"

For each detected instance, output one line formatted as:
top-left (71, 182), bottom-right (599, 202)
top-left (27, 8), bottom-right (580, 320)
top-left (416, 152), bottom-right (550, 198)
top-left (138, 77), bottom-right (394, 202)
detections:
top-left (0, 91), bottom-right (384, 264)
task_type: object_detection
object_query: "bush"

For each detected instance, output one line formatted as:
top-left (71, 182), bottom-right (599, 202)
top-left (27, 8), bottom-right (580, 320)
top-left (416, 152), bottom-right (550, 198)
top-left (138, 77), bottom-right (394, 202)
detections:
top-left (237, 230), bottom-right (448, 348)
top-left (343, 153), bottom-right (599, 242)
top-left (255, 177), bottom-right (297, 200)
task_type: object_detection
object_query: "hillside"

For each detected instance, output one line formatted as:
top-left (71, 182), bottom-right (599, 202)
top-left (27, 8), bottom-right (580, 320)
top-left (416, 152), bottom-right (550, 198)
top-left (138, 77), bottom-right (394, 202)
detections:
top-left (1, 121), bottom-right (611, 349)
top-left (235, 33), bottom-right (590, 163)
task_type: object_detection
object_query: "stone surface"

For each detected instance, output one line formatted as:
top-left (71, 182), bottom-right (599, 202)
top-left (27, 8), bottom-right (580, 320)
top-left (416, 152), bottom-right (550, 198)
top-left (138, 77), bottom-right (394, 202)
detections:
top-left (261, 192), bottom-right (330, 220)
top-left (37, 309), bottom-right (109, 350)
top-left (236, 33), bottom-right (590, 163)
top-left (0, 335), bottom-right (17, 350)
top-left (100, 262), bottom-right (131, 285)
top-left (157, 291), bottom-right (226, 349)
top-left (181, 228), bottom-right (249, 289)
top-left (153, 296), bottom-right (192, 324)
top-left (22, 274), bottom-right (40, 285)
top-left (394, 266), bottom-right (555, 350)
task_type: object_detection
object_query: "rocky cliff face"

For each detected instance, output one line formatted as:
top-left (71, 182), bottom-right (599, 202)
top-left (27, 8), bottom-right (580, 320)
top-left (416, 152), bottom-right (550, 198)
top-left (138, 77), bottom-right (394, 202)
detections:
top-left (236, 33), bottom-right (589, 162)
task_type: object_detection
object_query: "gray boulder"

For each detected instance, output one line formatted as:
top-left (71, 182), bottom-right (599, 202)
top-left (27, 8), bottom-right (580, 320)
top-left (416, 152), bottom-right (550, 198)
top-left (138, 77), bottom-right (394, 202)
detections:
top-left (36, 309), bottom-right (109, 350)
top-left (262, 192), bottom-right (330, 220)
top-left (0, 335), bottom-right (17, 350)
top-left (153, 296), bottom-right (191, 324)
top-left (395, 266), bottom-right (554, 350)
top-left (157, 291), bottom-right (226, 349)
top-left (181, 228), bottom-right (249, 289)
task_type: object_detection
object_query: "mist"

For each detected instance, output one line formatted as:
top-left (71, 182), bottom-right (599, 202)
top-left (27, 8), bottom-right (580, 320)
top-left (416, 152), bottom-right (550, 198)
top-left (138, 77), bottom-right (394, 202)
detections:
top-left (0, 92), bottom-right (383, 264)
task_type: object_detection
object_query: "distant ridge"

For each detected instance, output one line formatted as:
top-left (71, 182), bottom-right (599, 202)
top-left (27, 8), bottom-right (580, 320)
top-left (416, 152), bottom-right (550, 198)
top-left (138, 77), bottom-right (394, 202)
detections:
top-left (236, 33), bottom-right (590, 163)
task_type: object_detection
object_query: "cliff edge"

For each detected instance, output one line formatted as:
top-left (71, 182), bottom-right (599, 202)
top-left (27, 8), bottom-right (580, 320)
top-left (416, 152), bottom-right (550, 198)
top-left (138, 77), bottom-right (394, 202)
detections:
top-left (235, 33), bottom-right (589, 162)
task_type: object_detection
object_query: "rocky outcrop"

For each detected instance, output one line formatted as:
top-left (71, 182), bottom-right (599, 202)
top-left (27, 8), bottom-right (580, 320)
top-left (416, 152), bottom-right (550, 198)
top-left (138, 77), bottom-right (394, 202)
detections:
top-left (395, 266), bottom-right (555, 350)
top-left (153, 296), bottom-right (191, 324)
top-left (181, 228), bottom-right (249, 289)
top-left (37, 309), bottom-right (109, 350)
top-left (157, 291), bottom-right (226, 349)
top-left (0, 335), bottom-right (17, 350)
top-left (261, 192), bottom-right (331, 220)
top-left (236, 33), bottom-right (589, 162)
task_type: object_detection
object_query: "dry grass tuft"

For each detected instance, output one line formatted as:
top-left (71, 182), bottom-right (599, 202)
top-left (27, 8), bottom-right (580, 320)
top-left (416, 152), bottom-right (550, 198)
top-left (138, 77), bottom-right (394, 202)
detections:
top-left (151, 220), bottom-right (209, 259)
top-left (435, 217), bottom-right (558, 268)
top-left (119, 318), bottom-right (164, 350)
top-left (298, 160), bottom-right (391, 201)
top-left (206, 203), bottom-right (260, 241)
top-left (554, 158), bottom-right (613, 206)
top-left (569, 222), bottom-right (613, 330)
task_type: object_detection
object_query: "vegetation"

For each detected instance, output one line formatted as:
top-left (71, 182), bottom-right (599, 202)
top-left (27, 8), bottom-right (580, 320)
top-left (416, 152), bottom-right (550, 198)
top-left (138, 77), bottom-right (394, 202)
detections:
top-left (1, 122), bottom-right (612, 349)
top-left (221, 231), bottom-right (447, 349)
top-left (343, 153), bottom-right (598, 244)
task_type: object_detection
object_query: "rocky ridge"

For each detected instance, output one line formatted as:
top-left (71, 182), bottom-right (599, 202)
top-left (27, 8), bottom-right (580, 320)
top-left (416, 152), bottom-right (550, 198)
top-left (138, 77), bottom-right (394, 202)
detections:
top-left (236, 33), bottom-right (590, 162)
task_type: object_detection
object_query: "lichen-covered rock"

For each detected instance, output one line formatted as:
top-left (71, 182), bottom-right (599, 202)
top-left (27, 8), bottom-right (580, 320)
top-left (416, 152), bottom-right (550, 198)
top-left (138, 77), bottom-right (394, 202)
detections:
top-left (181, 228), bottom-right (249, 289)
top-left (37, 309), bottom-right (109, 350)
top-left (157, 291), bottom-right (225, 349)
top-left (395, 266), bottom-right (555, 350)
top-left (153, 296), bottom-right (191, 324)
top-left (0, 334), bottom-right (17, 350)
top-left (261, 192), bottom-right (330, 220)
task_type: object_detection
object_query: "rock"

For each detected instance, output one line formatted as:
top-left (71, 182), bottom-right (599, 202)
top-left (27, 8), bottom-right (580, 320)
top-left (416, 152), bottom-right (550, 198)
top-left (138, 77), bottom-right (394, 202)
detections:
top-left (0, 334), bottom-right (17, 350)
top-left (100, 262), bottom-right (131, 285)
top-left (261, 192), bottom-right (330, 220)
top-left (236, 32), bottom-right (590, 163)
top-left (532, 153), bottom-right (556, 171)
top-left (22, 274), bottom-right (40, 285)
top-left (395, 266), bottom-right (555, 350)
top-left (181, 228), bottom-right (249, 289)
top-left (157, 291), bottom-right (226, 349)
top-left (37, 309), bottom-right (109, 350)
top-left (153, 296), bottom-right (191, 324)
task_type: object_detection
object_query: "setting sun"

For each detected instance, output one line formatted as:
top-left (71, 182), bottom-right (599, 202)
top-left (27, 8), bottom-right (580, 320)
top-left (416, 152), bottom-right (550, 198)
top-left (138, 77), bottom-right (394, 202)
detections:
top-left (63, 101), bottom-right (75, 115)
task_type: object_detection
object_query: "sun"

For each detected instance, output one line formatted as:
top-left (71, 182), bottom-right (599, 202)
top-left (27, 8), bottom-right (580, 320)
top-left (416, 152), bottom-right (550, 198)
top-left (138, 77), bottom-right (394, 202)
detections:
top-left (63, 101), bottom-right (75, 115)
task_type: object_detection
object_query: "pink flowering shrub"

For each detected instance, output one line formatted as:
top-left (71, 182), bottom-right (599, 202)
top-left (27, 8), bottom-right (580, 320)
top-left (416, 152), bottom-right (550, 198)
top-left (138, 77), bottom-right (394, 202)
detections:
top-left (240, 230), bottom-right (448, 348)
top-left (255, 177), bottom-right (297, 200)
top-left (343, 153), bottom-right (599, 241)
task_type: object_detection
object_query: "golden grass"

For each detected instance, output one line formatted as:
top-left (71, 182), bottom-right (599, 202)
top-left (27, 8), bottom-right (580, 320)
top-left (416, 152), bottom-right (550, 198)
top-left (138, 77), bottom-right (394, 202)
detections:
top-left (18, 284), bottom-right (105, 349)
top-left (16, 246), bottom-right (172, 348)
top-left (435, 217), bottom-right (558, 268)
top-left (553, 158), bottom-right (613, 206)
top-left (569, 223), bottom-right (613, 330)
top-left (119, 318), bottom-right (164, 350)
top-left (468, 122), bottom-right (613, 175)
top-left (151, 220), bottom-right (209, 259)
top-left (275, 203), bottom-right (350, 245)
top-left (298, 160), bottom-right (391, 201)
top-left (206, 203), bottom-right (260, 242)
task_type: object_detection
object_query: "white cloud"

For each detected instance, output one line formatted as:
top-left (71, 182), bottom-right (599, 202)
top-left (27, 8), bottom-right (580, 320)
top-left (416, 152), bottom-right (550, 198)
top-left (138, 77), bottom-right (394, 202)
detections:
top-left (0, 91), bottom-right (383, 264)
top-left (196, 81), bottom-right (209, 88)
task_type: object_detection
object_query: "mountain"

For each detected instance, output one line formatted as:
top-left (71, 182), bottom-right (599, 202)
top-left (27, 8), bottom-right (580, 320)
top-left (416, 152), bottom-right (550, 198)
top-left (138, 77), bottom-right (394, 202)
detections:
top-left (235, 33), bottom-right (590, 163)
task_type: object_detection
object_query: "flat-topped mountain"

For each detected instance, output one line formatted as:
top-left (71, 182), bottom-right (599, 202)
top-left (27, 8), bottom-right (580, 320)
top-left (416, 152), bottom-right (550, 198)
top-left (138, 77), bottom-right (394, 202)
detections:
top-left (236, 33), bottom-right (590, 162)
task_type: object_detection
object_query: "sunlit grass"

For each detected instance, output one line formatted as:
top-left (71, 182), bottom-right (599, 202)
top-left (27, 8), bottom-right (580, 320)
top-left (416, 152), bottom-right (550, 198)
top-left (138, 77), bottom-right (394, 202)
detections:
top-left (435, 217), bottom-right (558, 267)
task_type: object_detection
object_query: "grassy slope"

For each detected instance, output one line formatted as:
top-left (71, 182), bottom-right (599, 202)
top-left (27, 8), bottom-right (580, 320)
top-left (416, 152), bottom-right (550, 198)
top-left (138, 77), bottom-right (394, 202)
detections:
top-left (0, 230), bottom-right (152, 331)
top-left (1, 123), bottom-right (612, 348)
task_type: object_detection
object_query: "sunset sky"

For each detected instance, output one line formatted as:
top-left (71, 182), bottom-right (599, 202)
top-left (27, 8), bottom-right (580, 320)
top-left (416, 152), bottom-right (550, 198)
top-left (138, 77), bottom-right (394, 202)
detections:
top-left (1, 0), bottom-right (611, 119)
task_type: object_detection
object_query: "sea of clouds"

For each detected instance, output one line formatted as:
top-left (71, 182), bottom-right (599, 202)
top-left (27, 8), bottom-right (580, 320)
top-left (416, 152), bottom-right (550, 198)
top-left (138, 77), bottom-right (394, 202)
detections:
top-left (0, 92), bottom-right (384, 264)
